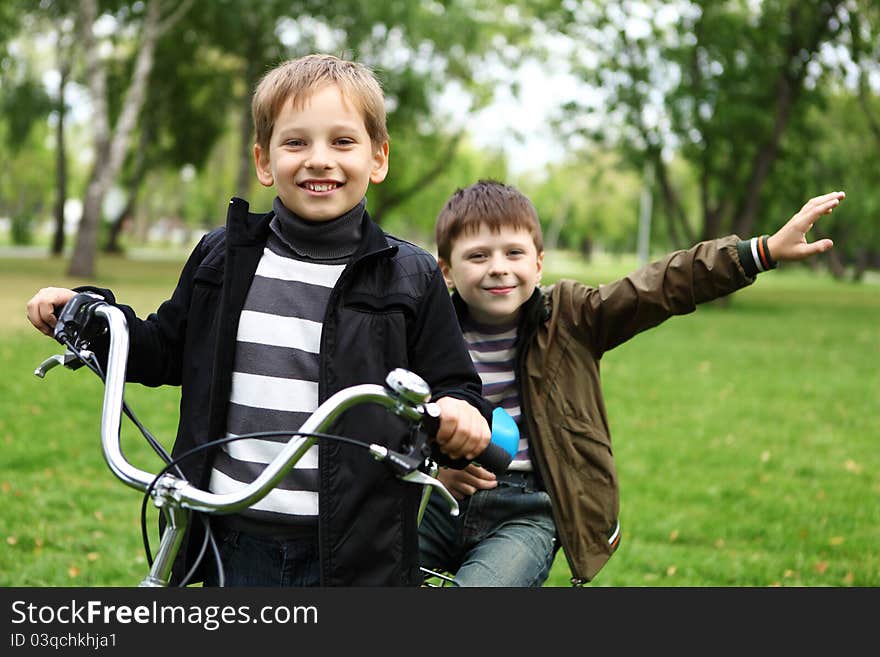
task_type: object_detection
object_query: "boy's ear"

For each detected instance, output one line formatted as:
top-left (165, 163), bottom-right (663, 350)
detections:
top-left (437, 257), bottom-right (455, 289)
top-left (536, 250), bottom-right (545, 284)
top-left (370, 141), bottom-right (389, 184)
top-left (253, 143), bottom-right (274, 188)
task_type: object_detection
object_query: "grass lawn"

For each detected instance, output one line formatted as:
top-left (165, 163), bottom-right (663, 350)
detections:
top-left (1, 250), bottom-right (877, 586)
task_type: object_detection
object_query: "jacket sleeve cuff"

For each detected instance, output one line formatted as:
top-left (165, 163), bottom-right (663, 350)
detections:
top-left (736, 236), bottom-right (777, 277)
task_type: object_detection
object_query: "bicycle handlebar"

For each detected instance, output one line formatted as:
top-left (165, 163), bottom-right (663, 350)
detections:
top-left (36, 293), bottom-right (518, 516)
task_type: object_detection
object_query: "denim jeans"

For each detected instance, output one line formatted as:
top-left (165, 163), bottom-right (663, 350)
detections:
top-left (202, 528), bottom-right (320, 587)
top-left (418, 471), bottom-right (557, 587)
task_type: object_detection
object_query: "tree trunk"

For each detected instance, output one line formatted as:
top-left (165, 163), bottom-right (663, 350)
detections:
top-left (68, 0), bottom-right (192, 277)
top-left (104, 121), bottom-right (154, 253)
top-left (52, 50), bottom-right (70, 257)
top-left (653, 152), bottom-right (693, 247)
top-left (235, 99), bottom-right (254, 200)
top-left (825, 248), bottom-right (846, 279)
top-left (236, 52), bottom-right (265, 200)
top-left (852, 249), bottom-right (868, 282)
top-left (104, 191), bottom-right (138, 254)
top-left (370, 132), bottom-right (464, 225)
top-left (544, 200), bottom-right (570, 251)
top-left (731, 75), bottom-right (793, 237)
top-left (732, 2), bottom-right (842, 237)
top-left (580, 236), bottom-right (593, 260)
top-left (702, 205), bottom-right (723, 243)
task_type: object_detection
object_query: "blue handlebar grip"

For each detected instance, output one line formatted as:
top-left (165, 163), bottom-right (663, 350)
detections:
top-left (474, 407), bottom-right (520, 474)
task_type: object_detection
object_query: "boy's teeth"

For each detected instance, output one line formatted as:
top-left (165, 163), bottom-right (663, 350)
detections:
top-left (306, 182), bottom-right (336, 192)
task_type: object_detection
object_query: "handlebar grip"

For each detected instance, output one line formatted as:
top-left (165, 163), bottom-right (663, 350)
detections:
top-left (472, 442), bottom-right (513, 474)
top-left (53, 292), bottom-right (106, 345)
top-left (472, 407), bottom-right (519, 474)
top-left (423, 405), bottom-right (520, 475)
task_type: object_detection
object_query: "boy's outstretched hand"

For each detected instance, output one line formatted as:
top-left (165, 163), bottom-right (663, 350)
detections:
top-left (433, 396), bottom-right (492, 461)
top-left (767, 191), bottom-right (844, 262)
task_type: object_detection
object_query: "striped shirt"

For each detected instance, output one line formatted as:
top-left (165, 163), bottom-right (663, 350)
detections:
top-left (208, 199), bottom-right (362, 528)
top-left (461, 319), bottom-right (532, 472)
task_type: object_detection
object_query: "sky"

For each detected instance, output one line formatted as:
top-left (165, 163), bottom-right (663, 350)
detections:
top-left (437, 37), bottom-right (598, 176)
top-left (452, 61), bottom-right (580, 175)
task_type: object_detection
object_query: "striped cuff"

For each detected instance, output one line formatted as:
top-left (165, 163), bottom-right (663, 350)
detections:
top-left (736, 236), bottom-right (777, 277)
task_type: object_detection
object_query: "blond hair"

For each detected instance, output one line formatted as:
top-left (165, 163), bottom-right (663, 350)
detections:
top-left (435, 180), bottom-right (543, 261)
top-left (252, 54), bottom-right (388, 151)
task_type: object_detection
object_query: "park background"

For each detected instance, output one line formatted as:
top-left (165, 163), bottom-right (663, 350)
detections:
top-left (0, 0), bottom-right (877, 586)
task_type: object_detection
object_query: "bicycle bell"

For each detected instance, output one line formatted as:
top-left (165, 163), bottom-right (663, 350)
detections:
top-left (385, 368), bottom-right (431, 404)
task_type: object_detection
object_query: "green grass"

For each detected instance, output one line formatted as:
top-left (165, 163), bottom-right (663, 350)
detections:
top-left (1, 251), bottom-right (877, 586)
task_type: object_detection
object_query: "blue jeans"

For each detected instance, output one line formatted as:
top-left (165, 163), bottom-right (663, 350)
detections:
top-left (202, 528), bottom-right (320, 587)
top-left (418, 471), bottom-right (557, 587)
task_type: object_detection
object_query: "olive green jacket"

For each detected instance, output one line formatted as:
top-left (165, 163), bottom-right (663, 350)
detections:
top-left (515, 235), bottom-right (755, 583)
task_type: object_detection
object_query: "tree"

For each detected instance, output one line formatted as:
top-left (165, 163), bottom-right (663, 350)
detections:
top-left (0, 10), bottom-right (56, 246)
top-left (376, 132), bottom-right (510, 246)
top-left (761, 90), bottom-right (880, 280)
top-left (552, 0), bottom-right (850, 251)
top-left (68, 0), bottom-right (193, 277)
top-left (47, 5), bottom-right (78, 256)
top-left (520, 149), bottom-right (641, 257)
top-left (0, 118), bottom-right (56, 245)
top-left (102, 18), bottom-right (240, 252)
top-left (846, 0), bottom-right (880, 151)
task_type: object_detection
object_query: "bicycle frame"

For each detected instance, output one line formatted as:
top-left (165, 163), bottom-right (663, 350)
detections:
top-left (36, 301), bottom-right (460, 587)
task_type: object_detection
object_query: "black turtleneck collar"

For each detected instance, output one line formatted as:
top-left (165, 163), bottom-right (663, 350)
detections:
top-left (270, 197), bottom-right (365, 261)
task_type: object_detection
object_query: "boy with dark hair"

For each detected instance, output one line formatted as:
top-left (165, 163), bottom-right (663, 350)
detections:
top-left (419, 179), bottom-right (844, 586)
top-left (26, 54), bottom-right (492, 587)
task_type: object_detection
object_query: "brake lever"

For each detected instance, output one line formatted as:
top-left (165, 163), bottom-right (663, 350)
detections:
top-left (34, 348), bottom-right (90, 378)
top-left (400, 469), bottom-right (459, 517)
top-left (367, 443), bottom-right (460, 517)
top-left (368, 443), bottom-right (424, 476)
top-left (373, 373), bottom-right (461, 515)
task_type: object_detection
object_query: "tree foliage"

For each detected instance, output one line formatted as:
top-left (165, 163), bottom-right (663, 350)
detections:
top-left (2, 0), bottom-right (879, 280)
top-left (551, 0), bottom-right (872, 266)
top-left (519, 150), bottom-right (642, 256)
top-left (62, 0), bottom-right (543, 271)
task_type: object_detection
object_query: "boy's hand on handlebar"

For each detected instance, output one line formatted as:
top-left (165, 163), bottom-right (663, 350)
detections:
top-left (437, 464), bottom-right (497, 500)
top-left (433, 397), bottom-right (491, 461)
top-left (26, 287), bottom-right (77, 336)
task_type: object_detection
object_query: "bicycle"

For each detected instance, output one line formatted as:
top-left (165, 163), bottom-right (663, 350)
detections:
top-left (34, 292), bottom-right (518, 587)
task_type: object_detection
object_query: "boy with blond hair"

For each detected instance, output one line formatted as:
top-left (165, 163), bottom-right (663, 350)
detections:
top-left (27, 54), bottom-right (492, 587)
top-left (418, 179), bottom-right (845, 586)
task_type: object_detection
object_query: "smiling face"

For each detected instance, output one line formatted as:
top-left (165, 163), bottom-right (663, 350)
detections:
top-left (440, 224), bottom-right (544, 326)
top-left (253, 83), bottom-right (389, 221)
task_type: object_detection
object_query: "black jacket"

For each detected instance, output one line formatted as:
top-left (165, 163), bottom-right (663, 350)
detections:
top-left (86, 198), bottom-right (487, 586)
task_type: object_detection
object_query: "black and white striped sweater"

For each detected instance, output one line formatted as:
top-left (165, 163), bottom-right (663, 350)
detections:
top-left (208, 198), bottom-right (363, 529)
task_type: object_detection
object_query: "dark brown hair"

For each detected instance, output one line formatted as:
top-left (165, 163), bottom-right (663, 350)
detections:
top-left (435, 180), bottom-right (543, 261)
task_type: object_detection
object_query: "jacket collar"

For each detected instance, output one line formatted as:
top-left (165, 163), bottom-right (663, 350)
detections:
top-left (353, 206), bottom-right (397, 261)
top-left (451, 285), bottom-right (548, 334)
top-left (225, 197), bottom-right (273, 244)
top-left (224, 196), bottom-right (396, 261)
